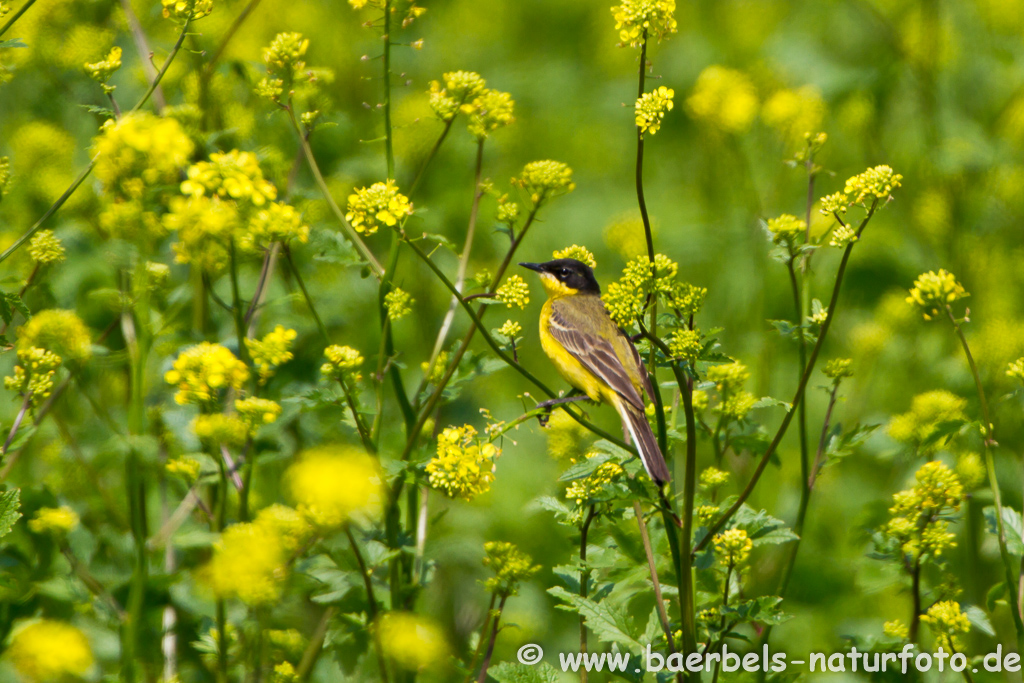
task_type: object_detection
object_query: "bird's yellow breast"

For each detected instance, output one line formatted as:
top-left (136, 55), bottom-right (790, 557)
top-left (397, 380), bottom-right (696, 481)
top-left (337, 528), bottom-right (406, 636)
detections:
top-left (539, 299), bottom-right (607, 403)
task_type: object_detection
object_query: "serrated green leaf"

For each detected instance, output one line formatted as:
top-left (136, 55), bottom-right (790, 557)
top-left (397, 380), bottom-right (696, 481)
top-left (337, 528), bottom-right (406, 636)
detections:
top-left (0, 39), bottom-right (28, 48)
top-left (559, 451), bottom-right (613, 482)
top-left (488, 662), bottom-right (560, 683)
top-left (983, 506), bottom-right (1024, 556)
top-left (548, 586), bottom-right (643, 651)
top-left (0, 489), bottom-right (22, 538)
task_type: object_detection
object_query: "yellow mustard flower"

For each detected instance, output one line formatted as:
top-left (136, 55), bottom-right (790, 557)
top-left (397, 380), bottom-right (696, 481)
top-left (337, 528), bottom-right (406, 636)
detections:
top-left (467, 89), bottom-right (515, 140)
top-left (6, 620), bottom-right (94, 681)
top-left (384, 287), bottom-right (414, 321)
top-left (428, 71), bottom-right (487, 122)
top-left (236, 397), bottom-right (282, 435)
top-left (823, 358), bottom-right (853, 379)
top-left (883, 620), bottom-right (909, 640)
top-left (669, 329), bottom-right (702, 364)
top-left (161, 0), bottom-right (213, 21)
top-left (426, 425), bottom-right (501, 500)
top-left (699, 466), bottom-right (730, 490)
top-left (164, 196), bottom-right (240, 273)
top-left (495, 275), bottom-right (530, 309)
top-left (686, 66), bottom-right (758, 134)
top-left (955, 452), bottom-right (986, 491)
top-left (242, 202), bottom-right (310, 252)
top-left (844, 165), bottom-right (902, 204)
top-left (166, 455), bottom-right (202, 481)
top-left (375, 612), bottom-right (449, 671)
top-left (27, 230), bottom-right (65, 265)
top-left (321, 345), bottom-right (364, 382)
top-left (483, 541), bottom-right (541, 595)
top-left (611, 0), bottom-right (678, 47)
top-left (887, 389), bottom-right (966, 451)
top-left (17, 310), bottom-right (92, 362)
top-left (28, 506), bottom-right (79, 535)
top-left (0, 156), bottom-right (9, 196)
top-left (264, 32), bottom-right (309, 72)
top-left (552, 245), bottom-right (597, 269)
top-left (1008, 357), bottom-right (1024, 383)
top-left (92, 112), bottom-right (194, 200)
top-left (906, 269), bottom-right (969, 321)
top-left (696, 505), bottom-right (719, 526)
top-left (84, 46), bottom-right (122, 85)
top-left (766, 213), bottom-right (806, 246)
top-left (921, 601), bottom-right (970, 651)
top-left (205, 519), bottom-right (288, 605)
top-left (287, 446), bottom-right (384, 527)
top-left (345, 180), bottom-right (413, 235)
top-left (820, 191), bottom-right (850, 216)
top-left (512, 160), bottom-right (576, 206)
top-left (421, 351), bottom-right (448, 385)
top-left (498, 320), bottom-right (522, 339)
top-left (181, 150), bottom-right (277, 208)
top-left (829, 224), bottom-right (859, 248)
top-left (245, 325), bottom-right (297, 382)
top-left (192, 414), bottom-right (248, 448)
top-left (713, 528), bottom-right (753, 566)
top-left (707, 360), bottom-right (749, 393)
top-left (635, 86), bottom-right (675, 135)
top-left (164, 342), bottom-right (249, 406)
top-left (564, 453), bottom-right (624, 507)
top-left (4, 347), bottom-right (61, 409)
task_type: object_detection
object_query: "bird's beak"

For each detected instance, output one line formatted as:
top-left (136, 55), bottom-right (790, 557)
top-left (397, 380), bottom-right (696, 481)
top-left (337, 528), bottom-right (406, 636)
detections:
top-left (519, 262), bottom-right (544, 273)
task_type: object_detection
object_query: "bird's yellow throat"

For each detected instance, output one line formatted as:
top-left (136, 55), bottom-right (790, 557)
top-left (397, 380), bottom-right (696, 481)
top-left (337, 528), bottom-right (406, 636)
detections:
top-left (537, 272), bottom-right (579, 299)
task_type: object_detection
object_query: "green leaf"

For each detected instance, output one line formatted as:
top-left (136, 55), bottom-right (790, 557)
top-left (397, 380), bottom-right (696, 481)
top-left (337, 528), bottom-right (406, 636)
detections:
top-left (559, 451), bottom-right (613, 482)
top-left (721, 595), bottom-right (791, 626)
top-left (0, 39), bottom-right (28, 48)
top-left (964, 605), bottom-right (995, 637)
top-left (0, 489), bottom-right (22, 538)
top-left (79, 104), bottom-right (116, 120)
top-left (0, 291), bottom-right (29, 326)
top-left (983, 506), bottom-right (1024, 556)
top-left (986, 582), bottom-right (1007, 613)
top-left (548, 586), bottom-right (643, 651)
top-left (488, 662), bottom-right (560, 683)
top-left (751, 396), bottom-right (792, 412)
top-left (731, 506), bottom-right (799, 546)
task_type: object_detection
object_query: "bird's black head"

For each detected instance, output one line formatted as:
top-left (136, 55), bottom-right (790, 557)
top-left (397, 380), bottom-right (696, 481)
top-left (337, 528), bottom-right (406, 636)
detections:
top-left (519, 259), bottom-right (600, 295)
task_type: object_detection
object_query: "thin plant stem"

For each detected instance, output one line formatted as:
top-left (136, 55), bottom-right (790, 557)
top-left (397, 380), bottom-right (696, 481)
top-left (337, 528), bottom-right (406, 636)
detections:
top-left (579, 506), bottom-right (596, 683)
top-left (476, 593), bottom-right (509, 683)
top-left (909, 557), bottom-right (922, 641)
top-left (695, 204), bottom-right (876, 553)
top-left (282, 244), bottom-right (330, 343)
top-left (129, 14), bottom-right (193, 115)
top-left (119, 0), bottom-right (166, 112)
top-left (382, 0), bottom-right (395, 179)
top-left (406, 118), bottom-right (455, 198)
top-left (346, 527), bottom-right (391, 683)
top-left (61, 544), bottom-right (127, 620)
top-left (948, 310), bottom-right (1024, 641)
top-left (339, 377), bottom-right (376, 453)
top-left (633, 499), bottom-right (680, 678)
top-left (204, 0), bottom-right (263, 74)
top-left (0, 394), bottom-right (31, 458)
top-left (296, 606), bottom-right (338, 681)
top-left (463, 593), bottom-right (497, 683)
top-left (284, 106), bottom-right (384, 277)
top-left (0, 0), bottom-right (36, 38)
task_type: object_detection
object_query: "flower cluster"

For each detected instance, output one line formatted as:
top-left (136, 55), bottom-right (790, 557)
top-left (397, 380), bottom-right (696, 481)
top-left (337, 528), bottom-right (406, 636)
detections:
top-left (236, 397), bottom-right (283, 435)
top-left (166, 455), bottom-right (202, 481)
top-left (164, 196), bottom-right (239, 273)
top-left (553, 245), bottom-right (596, 269)
top-left (611, 0), bottom-right (678, 47)
top-left (321, 345), bottom-right (364, 383)
top-left (17, 309), bottom-right (92, 362)
top-left (375, 613), bottom-right (448, 672)
top-left (635, 86), bottom-right (675, 135)
top-left (844, 165), bottom-right (903, 204)
top-left (92, 112), bottom-right (194, 202)
top-left (467, 88), bottom-right (515, 140)
top-left (766, 213), bottom-right (806, 246)
top-left (699, 466), bottom-right (730, 490)
top-left (884, 461), bottom-right (963, 561)
top-left (512, 160), bottom-right (576, 206)
top-left (384, 287), bottom-right (414, 321)
top-left (193, 414), bottom-right (248, 448)
top-left (669, 329), bottom-right (702, 364)
top-left (482, 541), bottom-right (541, 595)
top-left (6, 620), bottom-right (94, 681)
top-left (887, 390), bottom-right (966, 452)
top-left (5, 347), bottom-right (62, 409)
top-left (823, 358), bottom-right (853, 380)
top-left (84, 46), bottom-right (121, 92)
top-left (287, 446), bottom-right (383, 527)
top-left (164, 342), bottom-right (249, 406)
top-left (955, 452), bottom-right (986, 491)
top-left (497, 319), bottom-right (522, 340)
top-left (426, 425), bottom-right (501, 500)
top-left (428, 71), bottom-right (487, 122)
top-left (255, 32), bottom-right (312, 102)
top-left (205, 506), bottom-right (307, 605)
top-left (1008, 357), bottom-right (1024, 384)
top-left (161, 0), bottom-right (213, 21)
top-left (0, 156), bottom-right (9, 198)
top-left (713, 528), bottom-right (753, 566)
top-left (921, 601), bottom-right (971, 650)
top-left (495, 275), bottom-right (530, 309)
top-left (345, 180), bottom-right (413, 235)
top-left (604, 253), bottom-right (705, 326)
top-left (906, 269), bottom-right (969, 321)
top-left (242, 202), bottom-right (310, 252)
top-left (883, 620), bottom-right (909, 640)
top-left (686, 66), bottom-right (758, 134)
top-left (707, 361), bottom-right (757, 420)
top-left (829, 224), bottom-right (859, 248)
top-left (27, 229), bottom-right (65, 265)
top-left (181, 150), bottom-right (277, 208)
top-left (28, 506), bottom-right (79, 535)
top-left (245, 325), bottom-right (296, 383)
top-left (564, 452), bottom-right (624, 506)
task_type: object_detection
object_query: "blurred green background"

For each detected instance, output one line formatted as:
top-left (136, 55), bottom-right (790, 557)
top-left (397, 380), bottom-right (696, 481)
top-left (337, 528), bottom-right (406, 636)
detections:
top-left (4, 0), bottom-right (1024, 679)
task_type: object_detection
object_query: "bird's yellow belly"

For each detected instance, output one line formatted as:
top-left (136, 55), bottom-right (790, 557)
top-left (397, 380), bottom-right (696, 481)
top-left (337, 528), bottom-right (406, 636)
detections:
top-left (539, 301), bottom-right (607, 403)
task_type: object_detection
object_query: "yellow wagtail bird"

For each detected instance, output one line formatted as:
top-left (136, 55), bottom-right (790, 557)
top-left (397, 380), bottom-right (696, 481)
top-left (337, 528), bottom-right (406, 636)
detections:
top-left (519, 258), bottom-right (671, 484)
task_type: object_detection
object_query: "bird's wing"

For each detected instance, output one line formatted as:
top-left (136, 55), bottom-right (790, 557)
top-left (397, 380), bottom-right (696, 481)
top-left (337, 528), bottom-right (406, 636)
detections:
top-left (547, 305), bottom-right (646, 412)
top-left (620, 327), bottom-right (657, 402)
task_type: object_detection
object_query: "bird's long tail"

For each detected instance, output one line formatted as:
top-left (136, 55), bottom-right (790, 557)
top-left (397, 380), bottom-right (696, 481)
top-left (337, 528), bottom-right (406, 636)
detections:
top-left (613, 397), bottom-right (671, 485)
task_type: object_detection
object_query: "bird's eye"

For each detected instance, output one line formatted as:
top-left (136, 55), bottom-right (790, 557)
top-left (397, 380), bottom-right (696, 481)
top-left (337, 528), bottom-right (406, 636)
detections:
top-left (559, 268), bottom-right (570, 277)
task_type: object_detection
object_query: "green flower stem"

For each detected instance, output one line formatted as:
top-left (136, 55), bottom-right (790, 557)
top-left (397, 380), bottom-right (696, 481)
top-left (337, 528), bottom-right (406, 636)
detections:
top-left (379, 236), bottom-right (416, 433)
top-left (118, 0), bottom-right (166, 112)
top-left (406, 118), bottom-right (456, 199)
top-left (61, 543), bottom-right (127, 620)
top-left (0, 393), bottom-right (31, 458)
top-left (416, 139), bottom-right (486, 406)
top-left (382, 0), bottom-right (395, 180)
top-left (346, 527), bottom-right (391, 683)
top-left (228, 239), bottom-right (251, 367)
top-left (463, 593), bottom-right (497, 683)
top-left (579, 506), bottom-right (596, 683)
top-left (475, 593), bottom-right (509, 683)
top-left (948, 310), bottom-right (1024, 642)
top-left (0, 14), bottom-right (193, 267)
top-left (295, 606), bottom-right (338, 681)
top-left (284, 107), bottom-right (384, 278)
top-left (282, 244), bottom-right (330, 343)
top-left (339, 376), bottom-right (376, 454)
top-left (371, 318), bottom-right (391, 444)
top-left (203, 0), bottom-right (263, 76)
top-left (694, 205), bottom-right (875, 554)
top-left (0, 0), bottom-right (36, 38)
top-left (633, 499), bottom-right (680, 677)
